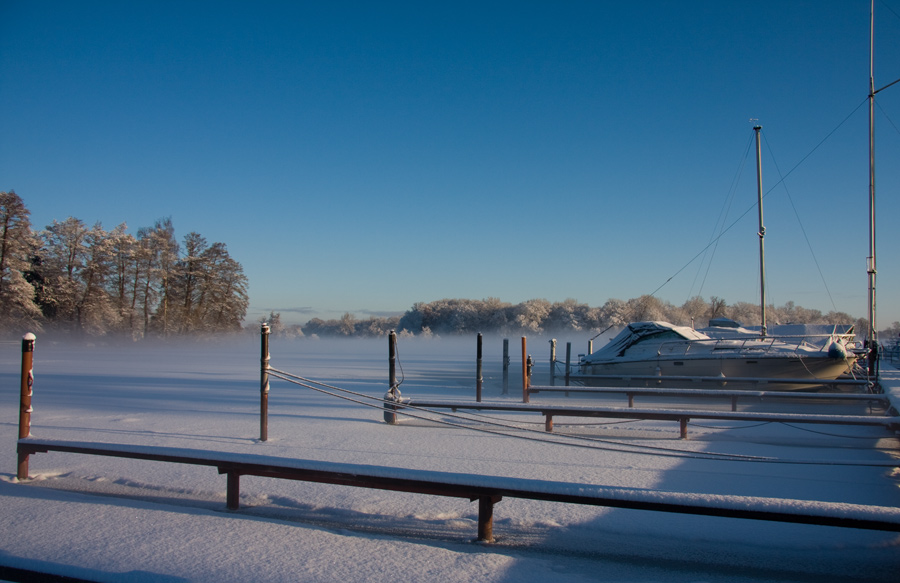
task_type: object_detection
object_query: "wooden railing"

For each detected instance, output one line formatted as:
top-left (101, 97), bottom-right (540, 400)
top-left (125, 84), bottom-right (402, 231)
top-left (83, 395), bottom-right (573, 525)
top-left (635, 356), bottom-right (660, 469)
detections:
top-left (17, 438), bottom-right (900, 541)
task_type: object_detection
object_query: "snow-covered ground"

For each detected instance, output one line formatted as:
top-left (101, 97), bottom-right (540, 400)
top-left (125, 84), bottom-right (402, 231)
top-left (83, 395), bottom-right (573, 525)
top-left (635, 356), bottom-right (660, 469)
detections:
top-left (1, 334), bottom-right (898, 582)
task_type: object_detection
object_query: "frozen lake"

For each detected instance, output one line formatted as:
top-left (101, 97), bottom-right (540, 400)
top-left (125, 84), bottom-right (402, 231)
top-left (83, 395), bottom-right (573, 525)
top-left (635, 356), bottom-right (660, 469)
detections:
top-left (1, 334), bottom-right (898, 582)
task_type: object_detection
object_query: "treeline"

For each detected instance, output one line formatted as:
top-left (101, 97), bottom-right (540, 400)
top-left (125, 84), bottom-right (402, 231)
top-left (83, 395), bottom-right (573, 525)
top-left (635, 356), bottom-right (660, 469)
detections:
top-left (0, 190), bottom-right (248, 338)
top-left (267, 295), bottom-right (870, 339)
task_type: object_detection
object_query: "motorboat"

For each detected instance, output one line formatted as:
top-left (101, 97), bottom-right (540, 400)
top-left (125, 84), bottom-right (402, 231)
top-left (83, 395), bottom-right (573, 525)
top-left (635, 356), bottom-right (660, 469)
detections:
top-left (572, 321), bottom-right (857, 390)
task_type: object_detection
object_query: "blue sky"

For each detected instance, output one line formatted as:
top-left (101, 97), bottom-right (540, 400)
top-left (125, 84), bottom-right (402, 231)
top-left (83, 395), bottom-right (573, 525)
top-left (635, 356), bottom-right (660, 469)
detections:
top-left (2, 1), bottom-right (899, 327)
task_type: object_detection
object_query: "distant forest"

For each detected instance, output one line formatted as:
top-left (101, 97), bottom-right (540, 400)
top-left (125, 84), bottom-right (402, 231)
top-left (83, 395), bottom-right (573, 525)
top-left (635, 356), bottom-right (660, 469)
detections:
top-left (5, 189), bottom-right (894, 342)
top-left (0, 190), bottom-right (248, 338)
top-left (263, 295), bottom-right (898, 339)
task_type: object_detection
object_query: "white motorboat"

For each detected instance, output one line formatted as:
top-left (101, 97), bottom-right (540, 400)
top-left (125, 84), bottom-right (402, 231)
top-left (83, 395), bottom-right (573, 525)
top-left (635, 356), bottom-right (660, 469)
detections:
top-left (572, 321), bottom-right (856, 390)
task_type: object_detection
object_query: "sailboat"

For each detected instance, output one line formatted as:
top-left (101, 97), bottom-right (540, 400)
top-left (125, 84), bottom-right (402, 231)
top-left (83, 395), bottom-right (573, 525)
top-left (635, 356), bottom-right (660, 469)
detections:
top-left (571, 130), bottom-right (860, 391)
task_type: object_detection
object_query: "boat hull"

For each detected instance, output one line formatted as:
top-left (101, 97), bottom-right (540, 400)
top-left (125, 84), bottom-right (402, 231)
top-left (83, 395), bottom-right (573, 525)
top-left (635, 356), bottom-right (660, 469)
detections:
top-left (575, 356), bottom-right (854, 390)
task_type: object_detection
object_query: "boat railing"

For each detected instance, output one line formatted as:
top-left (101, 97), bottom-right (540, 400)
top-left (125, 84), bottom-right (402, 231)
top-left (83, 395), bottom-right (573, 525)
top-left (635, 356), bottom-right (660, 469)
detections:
top-left (659, 335), bottom-right (843, 358)
top-left (885, 339), bottom-right (900, 365)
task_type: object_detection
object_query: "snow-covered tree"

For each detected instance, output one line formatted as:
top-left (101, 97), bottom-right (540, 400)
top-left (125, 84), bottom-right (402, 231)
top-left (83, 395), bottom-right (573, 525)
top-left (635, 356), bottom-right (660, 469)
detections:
top-left (197, 242), bottom-right (248, 332)
top-left (148, 218), bottom-right (179, 336)
top-left (38, 217), bottom-right (90, 330)
top-left (513, 298), bottom-right (551, 333)
top-left (0, 190), bottom-right (41, 331)
top-left (74, 222), bottom-right (119, 334)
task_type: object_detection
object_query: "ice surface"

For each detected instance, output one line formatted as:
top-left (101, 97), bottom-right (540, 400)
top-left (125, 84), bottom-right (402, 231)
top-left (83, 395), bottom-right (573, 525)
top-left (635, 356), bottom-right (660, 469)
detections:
top-left (1, 335), bottom-right (898, 582)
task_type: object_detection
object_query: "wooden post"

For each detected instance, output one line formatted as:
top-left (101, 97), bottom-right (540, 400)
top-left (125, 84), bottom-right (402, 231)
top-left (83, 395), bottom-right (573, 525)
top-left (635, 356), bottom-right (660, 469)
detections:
top-left (226, 471), bottom-right (241, 510)
top-left (260, 324), bottom-right (270, 442)
top-left (476, 333), bottom-right (483, 402)
top-left (680, 418), bottom-right (688, 439)
top-left (521, 337), bottom-right (529, 403)
top-left (17, 333), bottom-right (36, 480)
top-left (477, 496), bottom-right (501, 542)
top-left (564, 342), bottom-right (571, 388)
top-left (549, 339), bottom-right (556, 386)
top-left (384, 331), bottom-right (399, 424)
top-left (502, 338), bottom-right (509, 395)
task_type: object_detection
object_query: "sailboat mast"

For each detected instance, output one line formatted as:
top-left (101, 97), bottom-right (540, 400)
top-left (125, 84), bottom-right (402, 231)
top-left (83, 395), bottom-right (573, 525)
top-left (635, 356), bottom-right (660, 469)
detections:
top-left (754, 125), bottom-right (767, 337)
top-left (867, 0), bottom-right (878, 375)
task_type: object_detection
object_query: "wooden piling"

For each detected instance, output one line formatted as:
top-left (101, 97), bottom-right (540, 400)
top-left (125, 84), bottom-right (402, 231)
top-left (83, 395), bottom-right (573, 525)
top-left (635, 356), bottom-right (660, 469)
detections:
top-left (476, 333), bottom-right (483, 403)
top-left (260, 324), bottom-right (270, 442)
top-left (521, 337), bottom-right (529, 403)
top-left (384, 331), bottom-right (400, 424)
top-left (17, 333), bottom-right (35, 480)
top-left (502, 338), bottom-right (509, 395)
top-left (549, 339), bottom-right (556, 386)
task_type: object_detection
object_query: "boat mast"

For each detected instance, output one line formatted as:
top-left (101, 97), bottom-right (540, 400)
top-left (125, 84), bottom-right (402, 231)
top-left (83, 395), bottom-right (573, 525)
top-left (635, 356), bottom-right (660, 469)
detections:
top-left (867, 0), bottom-right (878, 375)
top-left (754, 125), bottom-right (767, 337)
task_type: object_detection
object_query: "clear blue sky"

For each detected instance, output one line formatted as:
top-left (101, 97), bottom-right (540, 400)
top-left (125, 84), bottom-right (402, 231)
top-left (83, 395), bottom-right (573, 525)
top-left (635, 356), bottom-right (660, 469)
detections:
top-left (2, 1), bottom-right (898, 327)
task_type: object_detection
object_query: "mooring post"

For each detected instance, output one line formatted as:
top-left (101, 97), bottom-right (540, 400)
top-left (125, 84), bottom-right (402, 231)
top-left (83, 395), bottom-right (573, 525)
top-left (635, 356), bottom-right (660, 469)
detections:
top-left (384, 331), bottom-right (400, 424)
top-left (260, 323), bottom-right (270, 442)
top-left (565, 342), bottom-right (571, 389)
top-left (521, 336), bottom-right (529, 403)
top-left (502, 338), bottom-right (509, 395)
top-left (17, 333), bottom-right (36, 480)
top-left (549, 339), bottom-right (556, 386)
top-left (476, 333), bottom-right (483, 403)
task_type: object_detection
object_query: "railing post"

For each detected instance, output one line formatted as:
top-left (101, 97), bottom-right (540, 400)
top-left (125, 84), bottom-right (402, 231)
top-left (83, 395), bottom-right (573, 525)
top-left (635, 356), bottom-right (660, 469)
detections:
top-left (384, 331), bottom-right (400, 424)
top-left (226, 471), bottom-right (241, 510)
top-left (564, 342), bottom-right (572, 388)
top-left (260, 324), bottom-right (270, 442)
top-left (476, 333), bottom-right (483, 402)
top-left (502, 338), bottom-right (509, 395)
top-left (521, 336), bottom-right (529, 403)
top-left (477, 496), bottom-right (500, 542)
top-left (18, 333), bottom-right (36, 480)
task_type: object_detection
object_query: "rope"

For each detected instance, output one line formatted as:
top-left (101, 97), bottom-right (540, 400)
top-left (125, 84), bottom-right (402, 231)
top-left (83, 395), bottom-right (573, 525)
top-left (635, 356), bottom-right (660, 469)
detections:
top-left (268, 367), bottom-right (769, 462)
top-left (650, 99), bottom-right (868, 299)
top-left (266, 367), bottom-right (900, 468)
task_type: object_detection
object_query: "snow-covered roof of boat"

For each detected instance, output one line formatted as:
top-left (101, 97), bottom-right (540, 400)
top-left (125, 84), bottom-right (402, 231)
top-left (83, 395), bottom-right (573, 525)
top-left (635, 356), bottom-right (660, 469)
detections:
top-left (584, 321), bottom-right (709, 363)
top-left (701, 321), bottom-right (855, 339)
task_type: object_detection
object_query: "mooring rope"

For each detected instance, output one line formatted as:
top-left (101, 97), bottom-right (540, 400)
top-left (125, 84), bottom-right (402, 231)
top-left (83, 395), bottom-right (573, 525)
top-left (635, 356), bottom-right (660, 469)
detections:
top-left (267, 367), bottom-right (768, 462)
top-left (266, 367), bottom-right (899, 467)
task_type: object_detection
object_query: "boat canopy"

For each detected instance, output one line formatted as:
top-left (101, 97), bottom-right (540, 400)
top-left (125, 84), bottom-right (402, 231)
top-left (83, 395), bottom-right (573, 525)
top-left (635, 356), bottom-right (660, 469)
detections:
top-left (700, 318), bottom-right (853, 336)
top-left (583, 321), bottom-right (709, 363)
